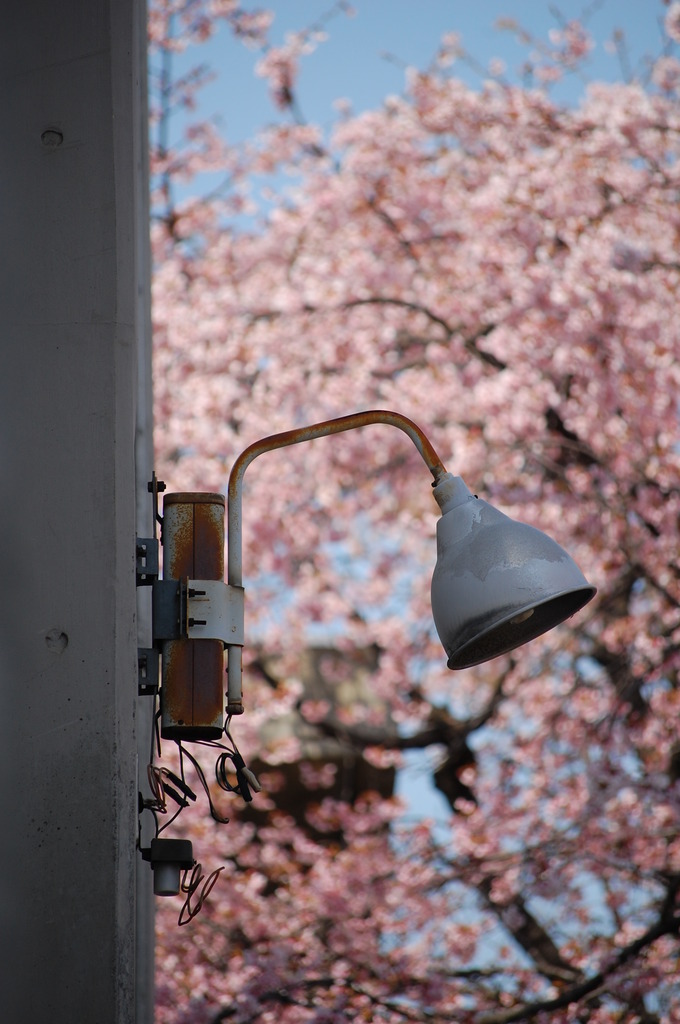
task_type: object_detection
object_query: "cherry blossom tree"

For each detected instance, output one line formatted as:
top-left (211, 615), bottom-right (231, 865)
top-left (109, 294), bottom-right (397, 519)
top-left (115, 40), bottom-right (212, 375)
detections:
top-left (147, 3), bottom-right (680, 1021)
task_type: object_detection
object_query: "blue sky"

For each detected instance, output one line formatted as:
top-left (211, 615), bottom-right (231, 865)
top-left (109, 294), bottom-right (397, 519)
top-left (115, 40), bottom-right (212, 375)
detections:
top-left (174, 0), bottom-right (669, 142)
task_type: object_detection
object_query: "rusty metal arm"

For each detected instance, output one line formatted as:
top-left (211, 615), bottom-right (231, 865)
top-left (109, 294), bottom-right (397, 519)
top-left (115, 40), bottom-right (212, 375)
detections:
top-left (225, 409), bottom-right (449, 714)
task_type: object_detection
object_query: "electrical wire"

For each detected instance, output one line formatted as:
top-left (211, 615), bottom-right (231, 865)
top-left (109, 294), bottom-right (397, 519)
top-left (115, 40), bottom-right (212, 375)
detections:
top-left (178, 862), bottom-right (225, 926)
top-left (174, 743), bottom-right (232, 824)
top-left (138, 707), bottom-right (261, 922)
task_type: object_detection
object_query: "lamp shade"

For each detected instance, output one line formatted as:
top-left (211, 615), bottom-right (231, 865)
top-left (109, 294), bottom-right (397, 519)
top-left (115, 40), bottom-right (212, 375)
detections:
top-left (431, 475), bottom-right (596, 669)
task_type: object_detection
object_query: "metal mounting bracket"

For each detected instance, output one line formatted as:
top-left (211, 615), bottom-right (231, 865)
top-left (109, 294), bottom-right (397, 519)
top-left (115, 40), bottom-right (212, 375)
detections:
top-left (136, 537), bottom-right (159, 586)
top-left (148, 577), bottom-right (244, 646)
top-left (185, 580), bottom-right (245, 646)
top-left (138, 647), bottom-right (160, 696)
top-left (136, 535), bottom-right (161, 695)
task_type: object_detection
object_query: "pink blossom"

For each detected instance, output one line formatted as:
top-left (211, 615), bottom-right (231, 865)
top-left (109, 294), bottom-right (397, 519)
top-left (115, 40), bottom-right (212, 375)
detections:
top-left (665, 1), bottom-right (680, 43)
top-left (652, 54), bottom-right (680, 91)
top-left (149, 4), bottom-right (680, 1020)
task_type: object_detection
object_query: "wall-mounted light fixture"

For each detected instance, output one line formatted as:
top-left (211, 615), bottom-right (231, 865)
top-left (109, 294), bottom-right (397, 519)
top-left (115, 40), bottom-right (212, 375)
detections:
top-left (136, 409), bottom-right (595, 912)
top-left (138, 409), bottom-right (595, 735)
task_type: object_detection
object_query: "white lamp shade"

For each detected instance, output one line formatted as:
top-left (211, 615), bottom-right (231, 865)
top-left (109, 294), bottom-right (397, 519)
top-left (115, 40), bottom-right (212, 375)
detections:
top-left (431, 476), bottom-right (596, 669)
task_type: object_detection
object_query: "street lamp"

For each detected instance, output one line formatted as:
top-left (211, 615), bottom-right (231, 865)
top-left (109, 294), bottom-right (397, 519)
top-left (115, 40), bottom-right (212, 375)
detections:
top-left (224, 409), bottom-right (595, 713)
top-left (137, 409), bottom-right (596, 906)
top-left (138, 409), bottom-right (595, 736)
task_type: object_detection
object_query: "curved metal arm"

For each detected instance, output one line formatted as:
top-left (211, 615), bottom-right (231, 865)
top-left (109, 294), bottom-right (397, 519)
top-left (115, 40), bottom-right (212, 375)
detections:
top-left (227, 409), bottom-right (447, 587)
top-left (225, 409), bottom-right (448, 713)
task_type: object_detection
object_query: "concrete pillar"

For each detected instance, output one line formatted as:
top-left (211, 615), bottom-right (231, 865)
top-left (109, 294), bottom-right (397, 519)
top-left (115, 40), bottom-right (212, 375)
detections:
top-left (0, 1), bottom-right (152, 1020)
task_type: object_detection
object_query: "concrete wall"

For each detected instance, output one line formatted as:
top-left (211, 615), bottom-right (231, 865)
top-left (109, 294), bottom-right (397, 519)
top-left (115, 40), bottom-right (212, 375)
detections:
top-left (0, 1), bottom-right (152, 1020)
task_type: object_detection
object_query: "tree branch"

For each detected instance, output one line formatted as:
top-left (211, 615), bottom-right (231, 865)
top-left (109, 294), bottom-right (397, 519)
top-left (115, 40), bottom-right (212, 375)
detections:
top-left (477, 878), bottom-right (583, 987)
top-left (248, 294), bottom-right (508, 370)
top-left (476, 878), bottom-right (680, 1024)
top-left (340, 296), bottom-right (455, 337)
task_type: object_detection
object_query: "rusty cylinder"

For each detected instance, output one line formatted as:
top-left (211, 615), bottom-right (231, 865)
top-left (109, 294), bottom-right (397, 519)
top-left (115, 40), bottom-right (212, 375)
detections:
top-left (161, 492), bottom-right (226, 740)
